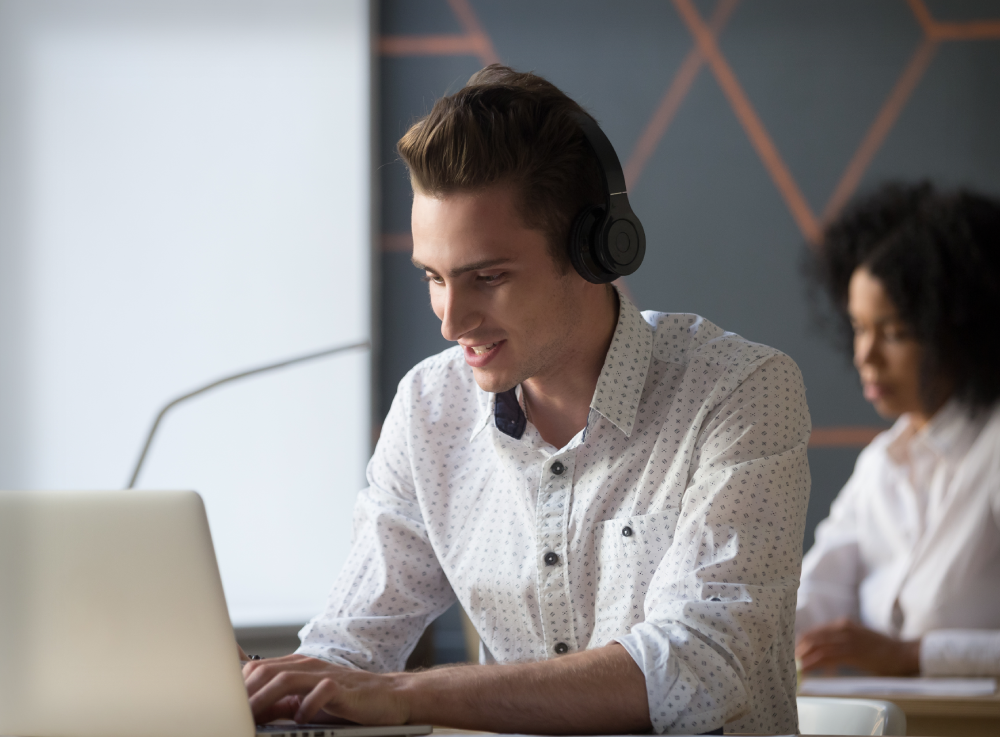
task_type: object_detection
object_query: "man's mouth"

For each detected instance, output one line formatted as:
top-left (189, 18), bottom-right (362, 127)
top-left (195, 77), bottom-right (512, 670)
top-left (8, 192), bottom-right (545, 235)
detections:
top-left (462, 340), bottom-right (505, 368)
top-left (470, 342), bottom-right (498, 356)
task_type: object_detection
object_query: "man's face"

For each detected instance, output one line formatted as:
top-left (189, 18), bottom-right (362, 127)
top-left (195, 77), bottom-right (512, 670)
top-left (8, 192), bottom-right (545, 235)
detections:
top-left (411, 184), bottom-right (585, 393)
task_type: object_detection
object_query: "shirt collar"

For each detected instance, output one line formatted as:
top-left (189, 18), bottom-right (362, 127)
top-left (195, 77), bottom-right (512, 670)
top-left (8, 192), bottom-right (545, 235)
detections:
top-left (886, 398), bottom-right (984, 464)
top-left (589, 287), bottom-right (654, 438)
top-left (470, 391), bottom-right (496, 441)
top-left (469, 286), bottom-right (653, 441)
top-left (920, 399), bottom-right (985, 459)
top-left (470, 383), bottom-right (526, 441)
top-left (494, 386), bottom-right (527, 439)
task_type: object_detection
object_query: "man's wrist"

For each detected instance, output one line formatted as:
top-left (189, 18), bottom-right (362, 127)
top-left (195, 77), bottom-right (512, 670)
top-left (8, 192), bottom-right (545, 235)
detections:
top-left (391, 662), bottom-right (482, 726)
top-left (388, 669), bottom-right (428, 724)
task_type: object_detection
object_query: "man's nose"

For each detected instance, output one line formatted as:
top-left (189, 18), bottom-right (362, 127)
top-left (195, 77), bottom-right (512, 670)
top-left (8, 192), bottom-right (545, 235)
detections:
top-left (439, 286), bottom-right (481, 342)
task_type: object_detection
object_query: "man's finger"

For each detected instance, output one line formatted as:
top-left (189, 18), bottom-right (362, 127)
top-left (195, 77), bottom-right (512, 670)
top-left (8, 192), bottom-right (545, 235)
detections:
top-left (295, 678), bottom-right (344, 724)
top-left (250, 670), bottom-right (327, 716)
top-left (244, 657), bottom-right (308, 695)
top-left (253, 695), bottom-right (304, 725)
top-left (244, 656), bottom-right (344, 696)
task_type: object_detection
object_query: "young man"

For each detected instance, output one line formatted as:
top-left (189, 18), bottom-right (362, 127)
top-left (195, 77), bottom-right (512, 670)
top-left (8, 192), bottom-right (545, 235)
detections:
top-left (244, 65), bottom-right (811, 735)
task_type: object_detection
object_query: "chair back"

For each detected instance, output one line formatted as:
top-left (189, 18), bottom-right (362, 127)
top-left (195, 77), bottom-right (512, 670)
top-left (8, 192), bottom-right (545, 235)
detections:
top-left (797, 696), bottom-right (907, 736)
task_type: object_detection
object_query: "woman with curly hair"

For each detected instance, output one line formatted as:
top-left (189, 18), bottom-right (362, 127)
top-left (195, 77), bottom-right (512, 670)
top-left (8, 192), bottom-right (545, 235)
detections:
top-left (796, 181), bottom-right (1000, 677)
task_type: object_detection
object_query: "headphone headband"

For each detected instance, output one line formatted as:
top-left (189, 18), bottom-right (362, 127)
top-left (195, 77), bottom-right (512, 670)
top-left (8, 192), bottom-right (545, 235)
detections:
top-left (571, 113), bottom-right (628, 197)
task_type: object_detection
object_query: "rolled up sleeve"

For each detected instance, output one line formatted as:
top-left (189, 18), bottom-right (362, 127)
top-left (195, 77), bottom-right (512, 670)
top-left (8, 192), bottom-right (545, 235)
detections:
top-left (921, 629), bottom-right (1000, 676)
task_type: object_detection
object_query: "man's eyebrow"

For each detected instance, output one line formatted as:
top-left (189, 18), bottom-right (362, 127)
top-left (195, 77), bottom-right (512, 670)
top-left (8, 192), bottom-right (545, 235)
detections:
top-left (410, 256), bottom-right (514, 277)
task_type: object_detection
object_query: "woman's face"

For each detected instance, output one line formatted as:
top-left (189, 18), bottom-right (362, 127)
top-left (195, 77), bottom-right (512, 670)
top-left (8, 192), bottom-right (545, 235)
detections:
top-left (848, 267), bottom-right (926, 421)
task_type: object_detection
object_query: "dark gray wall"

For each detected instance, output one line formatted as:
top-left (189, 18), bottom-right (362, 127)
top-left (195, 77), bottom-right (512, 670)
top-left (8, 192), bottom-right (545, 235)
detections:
top-left (376, 0), bottom-right (1000, 661)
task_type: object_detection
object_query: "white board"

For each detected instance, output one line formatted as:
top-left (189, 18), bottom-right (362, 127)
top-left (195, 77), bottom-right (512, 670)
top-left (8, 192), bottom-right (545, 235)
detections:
top-left (0, 0), bottom-right (372, 627)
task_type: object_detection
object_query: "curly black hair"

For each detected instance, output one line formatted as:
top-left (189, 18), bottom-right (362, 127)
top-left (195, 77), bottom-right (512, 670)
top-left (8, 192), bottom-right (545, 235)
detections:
top-left (810, 181), bottom-right (1000, 413)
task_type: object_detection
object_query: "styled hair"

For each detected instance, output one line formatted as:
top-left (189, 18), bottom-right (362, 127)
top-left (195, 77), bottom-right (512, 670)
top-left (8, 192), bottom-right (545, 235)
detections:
top-left (396, 64), bottom-right (605, 268)
top-left (810, 181), bottom-right (1000, 413)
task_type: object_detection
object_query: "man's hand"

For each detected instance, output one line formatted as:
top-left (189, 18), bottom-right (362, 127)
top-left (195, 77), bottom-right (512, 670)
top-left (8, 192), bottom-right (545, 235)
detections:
top-left (244, 655), bottom-right (409, 726)
top-left (243, 644), bottom-right (651, 734)
top-left (796, 618), bottom-right (920, 676)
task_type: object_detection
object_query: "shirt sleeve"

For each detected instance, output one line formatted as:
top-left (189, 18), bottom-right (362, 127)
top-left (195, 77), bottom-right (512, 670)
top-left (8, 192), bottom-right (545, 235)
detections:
top-left (296, 376), bottom-right (457, 672)
top-left (921, 630), bottom-right (1000, 676)
top-left (615, 352), bottom-right (811, 734)
top-left (794, 452), bottom-right (870, 636)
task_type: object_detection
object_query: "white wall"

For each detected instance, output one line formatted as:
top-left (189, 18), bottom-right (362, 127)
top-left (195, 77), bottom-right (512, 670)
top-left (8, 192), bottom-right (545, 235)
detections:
top-left (0, 0), bottom-right (372, 627)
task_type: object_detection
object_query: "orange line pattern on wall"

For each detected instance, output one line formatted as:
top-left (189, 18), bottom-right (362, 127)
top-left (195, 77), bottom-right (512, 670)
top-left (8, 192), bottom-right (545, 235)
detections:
top-left (822, 37), bottom-right (939, 223)
top-left (376, 0), bottom-right (998, 449)
top-left (673, 0), bottom-right (821, 242)
top-left (379, 0), bottom-right (999, 243)
top-left (380, 35), bottom-right (487, 56)
top-left (382, 232), bottom-right (414, 252)
top-left (809, 426), bottom-right (885, 448)
top-left (380, 0), bottom-right (498, 66)
top-left (623, 0), bottom-right (741, 190)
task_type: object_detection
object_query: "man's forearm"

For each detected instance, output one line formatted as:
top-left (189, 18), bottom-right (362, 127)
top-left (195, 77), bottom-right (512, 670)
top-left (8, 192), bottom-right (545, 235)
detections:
top-left (395, 643), bottom-right (651, 734)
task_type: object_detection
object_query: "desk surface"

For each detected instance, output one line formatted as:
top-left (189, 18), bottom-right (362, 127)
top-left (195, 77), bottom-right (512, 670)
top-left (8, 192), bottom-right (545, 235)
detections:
top-left (800, 676), bottom-right (1000, 716)
top-left (432, 680), bottom-right (1000, 736)
top-left (434, 734), bottom-right (956, 737)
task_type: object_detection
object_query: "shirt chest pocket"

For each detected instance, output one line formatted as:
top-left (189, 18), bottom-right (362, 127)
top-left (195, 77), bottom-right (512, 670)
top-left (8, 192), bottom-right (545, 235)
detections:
top-left (591, 507), bottom-right (681, 644)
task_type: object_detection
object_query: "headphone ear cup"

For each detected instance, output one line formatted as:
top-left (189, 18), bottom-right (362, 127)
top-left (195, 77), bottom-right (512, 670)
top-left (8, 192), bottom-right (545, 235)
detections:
top-left (568, 206), bottom-right (616, 284)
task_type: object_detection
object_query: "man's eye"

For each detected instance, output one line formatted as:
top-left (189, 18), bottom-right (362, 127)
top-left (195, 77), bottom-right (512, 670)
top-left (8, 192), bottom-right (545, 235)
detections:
top-left (421, 273), bottom-right (444, 285)
top-left (479, 273), bottom-right (505, 284)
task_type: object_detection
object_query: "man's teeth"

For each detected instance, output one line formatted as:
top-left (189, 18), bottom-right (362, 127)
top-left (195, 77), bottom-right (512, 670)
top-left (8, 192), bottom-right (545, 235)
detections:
top-left (471, 343), bottom-right (498, 356)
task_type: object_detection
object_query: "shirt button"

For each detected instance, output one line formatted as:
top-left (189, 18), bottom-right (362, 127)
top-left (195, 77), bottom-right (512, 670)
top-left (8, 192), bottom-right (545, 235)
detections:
top-left (551, 461), bottom-right (565, 475)
top-left (621, 525), bottom-right (633, 537)
top-left (554, 642), bottom-right (569, 655)
top-left (543, 552), bottom-right (559, 566)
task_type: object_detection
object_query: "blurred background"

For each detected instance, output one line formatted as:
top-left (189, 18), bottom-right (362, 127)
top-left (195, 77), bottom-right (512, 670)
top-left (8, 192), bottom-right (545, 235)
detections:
top-left (1, 0), bottom-right (999, 665)
top-left (0, 0), bottom-right (373, 637)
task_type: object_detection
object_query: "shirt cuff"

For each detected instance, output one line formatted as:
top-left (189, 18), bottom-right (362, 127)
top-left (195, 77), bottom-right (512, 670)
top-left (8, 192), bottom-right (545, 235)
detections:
top-left (617, 627), bottom-right (687, 734)
top-left (294, 642), bottom-right (365, 670)
top-left (616, 621), bottom-right (737, 734)
top-left (920, 630), bottom-right (1000, 676)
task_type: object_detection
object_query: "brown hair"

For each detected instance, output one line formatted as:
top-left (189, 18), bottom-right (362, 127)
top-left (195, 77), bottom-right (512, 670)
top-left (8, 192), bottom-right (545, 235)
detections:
top-left (397, 64), bottom-right (605, 269)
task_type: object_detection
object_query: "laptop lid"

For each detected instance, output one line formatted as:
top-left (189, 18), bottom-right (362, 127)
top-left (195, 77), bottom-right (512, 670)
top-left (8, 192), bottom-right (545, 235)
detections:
top-left (0, 490), bottom-right (256, 737)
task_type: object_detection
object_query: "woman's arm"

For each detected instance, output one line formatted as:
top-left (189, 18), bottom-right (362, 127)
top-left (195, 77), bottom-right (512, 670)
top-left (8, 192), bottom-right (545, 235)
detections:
top-left (921, 630), bottom-right (1000, 676)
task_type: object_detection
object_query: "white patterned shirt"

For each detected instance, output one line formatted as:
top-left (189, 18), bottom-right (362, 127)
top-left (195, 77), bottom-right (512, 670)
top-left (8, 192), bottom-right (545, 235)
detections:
top-left (298, 292), bottom-right (812, 734)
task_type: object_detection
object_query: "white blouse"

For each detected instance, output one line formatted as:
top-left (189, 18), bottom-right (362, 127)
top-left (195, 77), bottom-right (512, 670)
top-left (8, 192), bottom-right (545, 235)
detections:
top-left (797, 400), bottom-right (1000, 675)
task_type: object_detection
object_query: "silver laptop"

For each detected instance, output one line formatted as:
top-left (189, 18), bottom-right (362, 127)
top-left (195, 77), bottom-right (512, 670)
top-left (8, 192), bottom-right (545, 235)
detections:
top-left (0, 490), bottom-right (432, 737)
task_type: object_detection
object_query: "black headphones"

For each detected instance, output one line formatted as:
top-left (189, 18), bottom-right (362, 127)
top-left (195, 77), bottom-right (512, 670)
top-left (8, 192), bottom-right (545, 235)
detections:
top-left (568, 113), bottom-right (646, 284)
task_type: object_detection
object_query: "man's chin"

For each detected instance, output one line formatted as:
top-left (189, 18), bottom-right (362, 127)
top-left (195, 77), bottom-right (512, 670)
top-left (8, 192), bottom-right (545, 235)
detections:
top-left (471, 366), bottom-right (519, 395)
